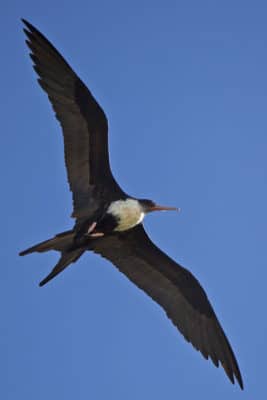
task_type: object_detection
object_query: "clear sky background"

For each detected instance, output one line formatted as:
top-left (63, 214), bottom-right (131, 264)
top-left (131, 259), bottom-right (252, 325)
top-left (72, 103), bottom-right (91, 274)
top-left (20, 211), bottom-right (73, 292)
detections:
top-left (2, 1), bottom-right (266, 399)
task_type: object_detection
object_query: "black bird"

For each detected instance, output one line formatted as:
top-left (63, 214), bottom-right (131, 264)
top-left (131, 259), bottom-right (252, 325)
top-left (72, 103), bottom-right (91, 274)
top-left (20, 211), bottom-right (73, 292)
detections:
top-left (20, 20), bottom-right (243, 389)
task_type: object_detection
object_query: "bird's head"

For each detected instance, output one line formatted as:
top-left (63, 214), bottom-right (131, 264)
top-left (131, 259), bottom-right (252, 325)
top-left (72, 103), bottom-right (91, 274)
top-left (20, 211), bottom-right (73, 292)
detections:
top-left (139, 199), bottom-right (179, 214)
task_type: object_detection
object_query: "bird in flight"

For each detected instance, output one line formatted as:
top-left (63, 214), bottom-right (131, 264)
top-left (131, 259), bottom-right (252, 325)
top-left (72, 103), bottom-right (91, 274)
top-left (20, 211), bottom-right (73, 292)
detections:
top-left (20, 19), bottom-right (243, 389)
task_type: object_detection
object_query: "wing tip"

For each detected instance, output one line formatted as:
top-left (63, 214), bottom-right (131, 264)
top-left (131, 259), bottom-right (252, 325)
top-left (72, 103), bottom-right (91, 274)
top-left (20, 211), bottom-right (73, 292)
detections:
top-left (219, 350), bottom-right (244, 390)
top-left (227, 367), bottom-right (244, 390)
top-left (21, 18), bottom-right (33, 31)
top-left (19, 248), bottom-right (31, 256)
top-left (39, 277), bottom-right (48, 287)
top-left (234, 368), bottom-right (244, 390)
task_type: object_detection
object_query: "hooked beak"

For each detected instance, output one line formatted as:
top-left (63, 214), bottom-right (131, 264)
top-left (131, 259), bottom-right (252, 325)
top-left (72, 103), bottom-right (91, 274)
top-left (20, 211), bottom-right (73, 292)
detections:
top-left (149, 204), bottom-right (180, 212)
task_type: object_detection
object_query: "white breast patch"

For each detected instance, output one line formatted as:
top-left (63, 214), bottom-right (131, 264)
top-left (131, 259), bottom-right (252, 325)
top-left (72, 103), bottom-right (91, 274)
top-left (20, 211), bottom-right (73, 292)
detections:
top-left (107, 199), bottom-right (145, 232)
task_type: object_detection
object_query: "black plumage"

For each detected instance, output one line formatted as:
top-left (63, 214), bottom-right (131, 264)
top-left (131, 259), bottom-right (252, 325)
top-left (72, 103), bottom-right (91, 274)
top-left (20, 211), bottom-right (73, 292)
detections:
top-left (20, 19), bottom-right (243, 389)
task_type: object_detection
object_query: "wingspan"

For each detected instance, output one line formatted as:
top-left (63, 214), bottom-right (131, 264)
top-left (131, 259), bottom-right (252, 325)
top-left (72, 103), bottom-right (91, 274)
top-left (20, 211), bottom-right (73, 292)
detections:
top-left (88, 225), bottom-right (243, 389)
top-left (22, 19), bottom-right (125, 218)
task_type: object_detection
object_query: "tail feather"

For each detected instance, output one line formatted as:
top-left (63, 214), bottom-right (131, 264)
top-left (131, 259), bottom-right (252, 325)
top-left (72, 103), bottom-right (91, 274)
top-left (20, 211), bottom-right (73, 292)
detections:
top-left (20, 230), bottom-right (87, 285)
top-left (19, 230), bottom-right (75, 256)
top-left (39, 248), bottom-right (85, 286)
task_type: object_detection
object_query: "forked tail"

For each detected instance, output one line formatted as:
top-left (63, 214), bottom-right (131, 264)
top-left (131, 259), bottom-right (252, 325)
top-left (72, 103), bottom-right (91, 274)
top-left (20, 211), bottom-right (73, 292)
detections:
top-left (19, 230), bottom-right (86, 286)
top-left (19, 230), bottom-right (75, 255)
top-left (38, 248), bottom-right (85, 286)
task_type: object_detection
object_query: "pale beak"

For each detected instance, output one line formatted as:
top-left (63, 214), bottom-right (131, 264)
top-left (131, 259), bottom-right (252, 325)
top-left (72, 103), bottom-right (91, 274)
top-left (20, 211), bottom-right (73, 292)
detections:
top-left (149, 204), bottom-right (180, 212)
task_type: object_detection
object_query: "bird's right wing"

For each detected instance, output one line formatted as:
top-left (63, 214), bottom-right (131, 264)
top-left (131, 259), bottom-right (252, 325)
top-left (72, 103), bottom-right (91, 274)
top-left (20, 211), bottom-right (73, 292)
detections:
top-left (89, 224), bottom-right (243, 389)
top-left (22, 20), bottom-right (125, 218)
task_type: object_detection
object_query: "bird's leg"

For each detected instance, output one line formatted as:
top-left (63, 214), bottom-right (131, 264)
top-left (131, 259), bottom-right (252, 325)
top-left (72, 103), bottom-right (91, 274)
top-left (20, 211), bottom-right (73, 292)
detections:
top-left (87, 221), bottom-right (97, 234)
top-left (86, 221), bottom-right (105, 238)
top-left (89, 232), bottom-right (105, 238)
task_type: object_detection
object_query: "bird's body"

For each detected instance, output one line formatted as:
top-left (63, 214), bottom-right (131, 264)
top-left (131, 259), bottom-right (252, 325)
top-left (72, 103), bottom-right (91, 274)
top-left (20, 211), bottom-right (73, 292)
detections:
top-left (73, 198), bottom-right (159, 238)
top-left (107, 199), bottom-right (145, 231)
top-left (20, 20), bottom-right (243, 389)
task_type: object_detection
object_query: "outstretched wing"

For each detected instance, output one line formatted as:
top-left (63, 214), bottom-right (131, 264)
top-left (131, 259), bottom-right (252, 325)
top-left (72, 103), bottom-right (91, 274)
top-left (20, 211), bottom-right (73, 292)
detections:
top-left (89, 225), bottom-right (243, 389)
top-left (22, 20), bottom-right (125, 218)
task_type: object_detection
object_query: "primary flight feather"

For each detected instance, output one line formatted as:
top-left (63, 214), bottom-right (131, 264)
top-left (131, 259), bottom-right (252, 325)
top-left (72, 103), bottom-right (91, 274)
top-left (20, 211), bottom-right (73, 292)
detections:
top-left (20, 19), bottom-right (243, 389)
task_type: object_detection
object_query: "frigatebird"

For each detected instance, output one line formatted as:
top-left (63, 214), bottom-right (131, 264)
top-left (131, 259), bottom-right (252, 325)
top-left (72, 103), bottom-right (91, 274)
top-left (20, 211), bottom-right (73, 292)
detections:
top-left (20, 19), bottom-right (243, 389)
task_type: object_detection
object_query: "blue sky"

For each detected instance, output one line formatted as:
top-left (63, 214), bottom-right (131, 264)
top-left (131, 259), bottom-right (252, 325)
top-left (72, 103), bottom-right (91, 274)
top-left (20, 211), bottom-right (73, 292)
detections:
top-left (2, 1), bottom-right (267, 398)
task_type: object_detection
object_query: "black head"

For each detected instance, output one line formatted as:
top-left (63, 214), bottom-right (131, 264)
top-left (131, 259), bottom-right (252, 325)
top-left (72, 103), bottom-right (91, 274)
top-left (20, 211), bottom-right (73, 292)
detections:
top-left (138, 199), bottom-right (178, 213)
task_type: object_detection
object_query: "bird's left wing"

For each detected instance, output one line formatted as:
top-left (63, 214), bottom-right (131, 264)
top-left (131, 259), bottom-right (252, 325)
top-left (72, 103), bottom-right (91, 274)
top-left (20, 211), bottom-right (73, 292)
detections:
top-left (22, 20), bottom-right (125, 218)
top-left (88, 224), bottom-right (243, 389)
